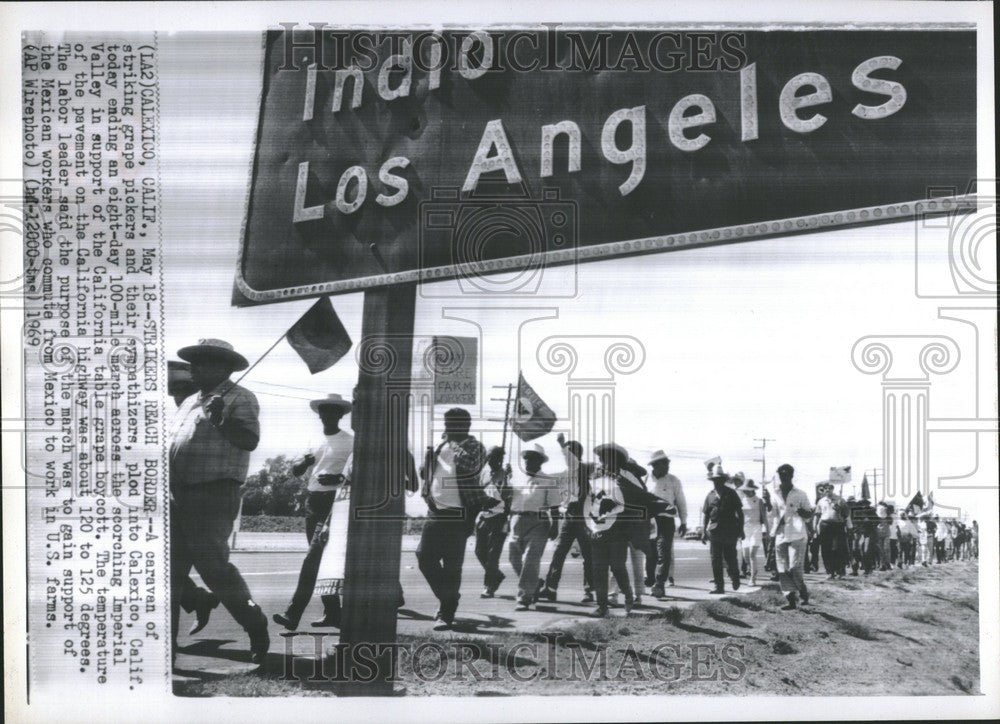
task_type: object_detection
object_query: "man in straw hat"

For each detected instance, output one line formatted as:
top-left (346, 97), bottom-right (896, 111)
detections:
top-left (507, 443), bottom-right (561, 611)
top-left (270, 393), bottom-right (353, 630)
top-left (701, 463), bottom-right (744, 594)
top-left (770, 463), bottom-right (813, 610)
top-left (168, 339), bottom-right (269, 664)
top-left (647, 450), bottom-right (687, 598)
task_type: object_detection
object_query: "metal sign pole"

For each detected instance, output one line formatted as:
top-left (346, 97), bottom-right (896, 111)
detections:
top-left (339, 282), bottom-right (417, 696)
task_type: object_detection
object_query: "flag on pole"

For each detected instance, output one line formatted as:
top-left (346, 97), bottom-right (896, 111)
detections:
top-left (860, 473), bottom-right (871, 501)
top-left (906, 491), bottom-right (925, 512)
top-left (285, 296), bottom-right (353, 374)
top-left (926, 490), bottom-right (935, 509)
top-left (511, 372), bottom-right (556, 442)
top-left (829, 465), bottom-right (852, 483)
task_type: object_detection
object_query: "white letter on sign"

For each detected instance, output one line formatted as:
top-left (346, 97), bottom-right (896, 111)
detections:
top-left (293, 162), bottom-right (324, 223)
top-left (668, 94), bottom-right (716, 152)
top-left (333, 67), bottom-right (364, 113)
top-left (779, 72), bottom-right (832, 133)
top-left (378, 41), bottom-right (412, 101)
top-left (602, 106), bottom-right (646, 196)
top-left (540, 121), bottom-right (581, 178)
top-left (458, 31), bottom-right (494, 80)
top-left (376, 157), bottom-right (410, 207)
top-left (463, 119), bottom-right (523, 192)
top-left (336, 166), bottom-right (368, 214)
top-left (851, 56), bottom-right (907, 119)
top-left (303, 63), bottom-right (317, 122)
top-left (740, 63), bottom-right (758, 142)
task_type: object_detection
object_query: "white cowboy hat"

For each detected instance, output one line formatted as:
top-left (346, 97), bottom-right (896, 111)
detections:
top-left (741, 480), bottom-right (759, 491)
top-left (309, 393), bottom-right (353, 414)
top-left (177, 338), bottom-right (249, 371)
top-left (521, 442), bottom-right (548, 463)
top-left (648, 449), bottom-right (670, 465)
top-left (707, 463), bottom-right (728, 481)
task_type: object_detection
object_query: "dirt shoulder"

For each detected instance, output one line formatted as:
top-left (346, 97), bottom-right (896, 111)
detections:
top-left (175, 561), bottom-right (980, 697)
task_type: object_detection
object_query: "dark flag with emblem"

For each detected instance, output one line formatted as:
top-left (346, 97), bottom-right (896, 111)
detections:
top-left (906, 490), bottom-right (925, 513)
top-left (285, 296), bottom-right (353, 374)
top-left (511, 372), bottom-right (556, 442)
top-left (860, 473), bottom-right (871, 501)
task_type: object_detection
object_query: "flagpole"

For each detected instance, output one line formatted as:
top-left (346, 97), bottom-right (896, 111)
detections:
top-left (500, 382), bottom-right (514, 451)
top-left (232, 331), bottom-right (288, 387)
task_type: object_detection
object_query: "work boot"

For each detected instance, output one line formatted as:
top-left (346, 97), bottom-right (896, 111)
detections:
top-left (272, 612), bottom-right (300, 631)
top-left (580, 591), bottom-right (595, 604)
top-left (537, 586), bottom-right (557, 603)
top-left (480, 587), bottom-right (495, 599)
top-left (514, 600), bottom-right (531, 612)
top-left (248, 623), bottom-right (270, 666)
top-left (590, 606), bottom-right (608, 618)
top-left (188, 592), bottom-right (220, 635)
top-left (709, 588), bottom-right (725, 595)
top-left (780, 594), bottom-right (797, 611)
top-left (651, 584), bottom-right (666, 599)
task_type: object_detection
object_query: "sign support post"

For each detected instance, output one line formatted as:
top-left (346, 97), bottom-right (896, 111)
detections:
top-left (339, 282), bottom-right (417, 696)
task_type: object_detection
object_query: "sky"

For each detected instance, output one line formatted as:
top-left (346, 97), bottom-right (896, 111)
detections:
top-left (157, 32), bottom-right (996, 526)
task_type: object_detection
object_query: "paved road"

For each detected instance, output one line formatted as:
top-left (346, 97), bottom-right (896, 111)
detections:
top-left (173, 538), bottom-right (762, 679)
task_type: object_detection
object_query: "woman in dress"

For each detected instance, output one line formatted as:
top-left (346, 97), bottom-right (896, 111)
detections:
top-left (740, 480), bottom-right (768, 585)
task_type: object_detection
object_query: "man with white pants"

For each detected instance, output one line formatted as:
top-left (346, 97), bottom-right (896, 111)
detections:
top-left (770, 463), bottom-right (814, 610)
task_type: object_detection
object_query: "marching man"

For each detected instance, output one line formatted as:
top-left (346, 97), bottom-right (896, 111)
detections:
top-left (507, 444), bottom-right (561, 611)
top-left (647, 450), bottom-right (687, 598)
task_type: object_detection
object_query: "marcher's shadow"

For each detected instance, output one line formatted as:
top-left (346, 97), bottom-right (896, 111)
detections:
top-left (397, 608), bottom-right (435, 621)
top-left (671, 621), bottom-right (768, 645)
top-left (533, 604), bottom-right (594, 617)
top-left (704, 609), bottom-right (754, 629)
top-left (178, 638), bottom-right (239, 658)
top-left (448, 614), bottom-right (516, 633)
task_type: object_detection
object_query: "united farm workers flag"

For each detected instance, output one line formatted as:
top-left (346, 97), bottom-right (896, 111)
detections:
top-left (512, 373), bottom-right (557, 442)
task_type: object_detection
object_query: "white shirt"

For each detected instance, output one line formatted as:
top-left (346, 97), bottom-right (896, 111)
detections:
top-left (430, 444), bottom-right (463, 509)
top-left (302, 430), bottom-right (354, 492)
top-left (509, 470), bottom-right (560, 513)
top-left (649, 472), bottom-right (687, 522)
top-left (770, 486), bottom-right (813, 544)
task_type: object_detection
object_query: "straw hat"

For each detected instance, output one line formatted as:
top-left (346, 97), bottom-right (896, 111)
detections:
top-left (741, 480), bottom-right (759, 491)
top-left (177, 338), bottom-right (249, 371)
top-left (649, 449), bottom-right (670, 465)
top-left (309, 393), bottom-right (353, 413)
top-left (522, 443), bottom-right (548, 463)
top-left (707, 463), bottom-right (728, 482)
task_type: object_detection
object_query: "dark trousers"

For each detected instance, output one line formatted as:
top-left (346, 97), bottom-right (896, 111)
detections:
top-left (416, 508), bottom-right (470, 621)
top-left (475, 514), bottom-right (508, 592)
top-left (645, 537), bottom-right (657, 585)
top-left (179, 577), bottom-right (217, 614)
top-left (764, 534), bottom-right (777, 573)
top-left (170, 480), bottom-right (265, 647)
top-left (806, 534), bottom-right (821, 572)
top-left (819, 520), bottom-right (848, 576)
top-left (283, 502), bottom-right (341, 624)
top-left (934, 539), bottom-right (946, 563)
top-left (852, 530), bottom-right (875, 573)
top-left (302, 490), bottom-right (339, 618)
top-left (890, 538), bottom-right (899, 567)
top-left (654, 515), bottom-right (677, 585)
top-left (709, 531), bottom-right (741, 591)
top-left (901, 536), bottom-right (916, 565)
top-left (545, 512), bottom-right (593, 593)
top-left (590, 526), bottom-right (632, 607)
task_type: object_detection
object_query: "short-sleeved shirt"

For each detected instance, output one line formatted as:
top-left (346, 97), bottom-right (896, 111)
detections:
top-left (770, 486), bottom-right (813, 544)
top-left (816, 495), bottom-right (848, 523)
top-left (742, 495), bottom-right (767, 536)
top-left (703, 485), bottom-right (744, 536)
top-left (509, 471), bottom-right (560, 513)
top-left (302, 430), bottom-right (354, 491)
top-left (169, 379), bottom-right (259, 487)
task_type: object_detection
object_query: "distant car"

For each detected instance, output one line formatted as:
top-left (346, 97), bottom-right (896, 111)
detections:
top-left (685, 527), bottom-right (703, 540)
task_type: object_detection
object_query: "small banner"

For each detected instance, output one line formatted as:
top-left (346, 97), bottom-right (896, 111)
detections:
top-left (285, 296), bottom-right (353, 374)
top-left (432, 335), bottom-right (478, 405)
top-left (829, 465), bottom-right (852, 483)
top-left (315, 484), bottom-right (351, 597)
top-left (511, 372), bottom-right (557, 442)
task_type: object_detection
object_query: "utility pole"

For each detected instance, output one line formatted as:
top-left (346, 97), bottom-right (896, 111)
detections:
top-left (753, 437), bottom-right (775, 484)
top-left (868, 467), bottom-right (884, 503)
